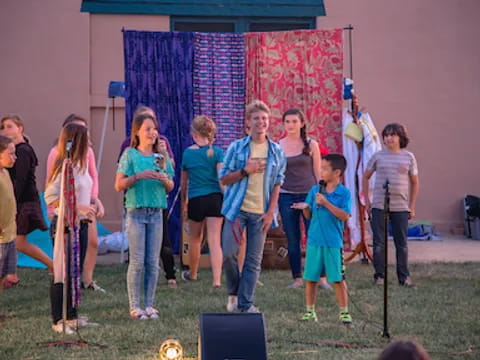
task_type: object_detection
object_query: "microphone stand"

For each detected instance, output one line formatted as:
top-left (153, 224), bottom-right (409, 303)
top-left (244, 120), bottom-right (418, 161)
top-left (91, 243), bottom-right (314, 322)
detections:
top-left (382, 180), bottom-right (391, 339)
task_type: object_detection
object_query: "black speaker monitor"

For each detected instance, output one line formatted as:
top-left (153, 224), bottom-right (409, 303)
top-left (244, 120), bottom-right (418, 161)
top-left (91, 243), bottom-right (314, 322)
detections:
top-left (199, 313), bottom-right (267, 360)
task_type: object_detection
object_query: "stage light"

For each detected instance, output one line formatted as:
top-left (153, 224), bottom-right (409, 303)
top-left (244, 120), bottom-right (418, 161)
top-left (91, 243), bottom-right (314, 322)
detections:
top-left (159, 339), bottom-right (183, 360)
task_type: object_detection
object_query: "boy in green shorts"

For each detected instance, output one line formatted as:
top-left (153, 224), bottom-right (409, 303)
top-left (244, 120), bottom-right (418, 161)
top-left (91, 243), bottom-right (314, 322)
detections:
top-left (292, 154), bottom-right (352, 326)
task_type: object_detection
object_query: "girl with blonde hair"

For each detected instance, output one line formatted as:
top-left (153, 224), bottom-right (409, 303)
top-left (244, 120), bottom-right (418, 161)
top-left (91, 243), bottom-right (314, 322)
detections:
top-left (180, 115), bottom-right (224, 287)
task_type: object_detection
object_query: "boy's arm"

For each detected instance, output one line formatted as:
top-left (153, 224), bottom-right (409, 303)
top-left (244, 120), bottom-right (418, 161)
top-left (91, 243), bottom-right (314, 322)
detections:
top-left (317, 193), bottom-right (350, 222)
top-left (409, 175), bottom-right (419, 219)
top-left (363, 169), bottom-right (374, 213)
top-left (260, 184), bottom-right (281, 233)
top-left (290, 202), bottom-right (312, 219)
top-left (302, 207), bottom-right (312, 220)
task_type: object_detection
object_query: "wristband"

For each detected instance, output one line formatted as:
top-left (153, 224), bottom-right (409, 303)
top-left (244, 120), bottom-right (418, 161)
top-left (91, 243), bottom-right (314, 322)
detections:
top-left (240, 168), bottom-right (248, 177)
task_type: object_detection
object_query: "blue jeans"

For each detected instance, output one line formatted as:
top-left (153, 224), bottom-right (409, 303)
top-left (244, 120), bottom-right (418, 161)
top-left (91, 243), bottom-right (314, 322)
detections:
top-left (371, 209), bottom-right (410, 283)
top-left (126, 208), bottom-right (163, 309)
top-left (222, 211), bottom-right (266, 311)
top-left (278, 193), bottom-right (309, 279)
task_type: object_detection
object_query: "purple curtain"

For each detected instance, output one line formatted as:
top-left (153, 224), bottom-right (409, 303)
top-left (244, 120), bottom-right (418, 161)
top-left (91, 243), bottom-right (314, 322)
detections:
top-left (193, 33), bottom-right (246, 150)
top-left (123, 30), bottom-right (194, 253)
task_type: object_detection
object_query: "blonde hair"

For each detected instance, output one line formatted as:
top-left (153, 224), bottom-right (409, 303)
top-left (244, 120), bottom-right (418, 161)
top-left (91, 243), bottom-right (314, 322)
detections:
top-left (191, 115), bottom-right (216, 157)
top-left (0, 114), bottom-right (31, 143)
top-left (245, 100), bottom-right (270, 121)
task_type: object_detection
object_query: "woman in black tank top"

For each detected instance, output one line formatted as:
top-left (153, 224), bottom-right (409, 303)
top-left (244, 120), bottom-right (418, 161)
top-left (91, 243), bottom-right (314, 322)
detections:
top-left (278, 109), bottom-right (330, 290)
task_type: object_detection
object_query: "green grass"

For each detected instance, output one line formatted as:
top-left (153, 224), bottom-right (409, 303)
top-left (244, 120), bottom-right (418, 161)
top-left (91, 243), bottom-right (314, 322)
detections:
top-left (1, 262), bottom-right (479, 359)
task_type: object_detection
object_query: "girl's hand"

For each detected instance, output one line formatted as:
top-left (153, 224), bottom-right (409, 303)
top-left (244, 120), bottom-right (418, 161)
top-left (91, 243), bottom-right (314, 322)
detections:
top-left (136, 170), bottom-right (159, 180)
top-left (291, 202), bottom-right (309, 210)
top-left (156, 172), bottom-right (170, 185)
top-left (78, 204), bottom-right (96, 221)
top-left (93, 198), bottom-right (105, 218)
top-left (157, 139), bottom-right (168, 155)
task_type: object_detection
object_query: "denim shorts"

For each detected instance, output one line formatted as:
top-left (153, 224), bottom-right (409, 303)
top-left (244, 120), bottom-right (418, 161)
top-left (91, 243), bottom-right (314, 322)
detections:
top-left (0, 240), bottom-right (17, 278)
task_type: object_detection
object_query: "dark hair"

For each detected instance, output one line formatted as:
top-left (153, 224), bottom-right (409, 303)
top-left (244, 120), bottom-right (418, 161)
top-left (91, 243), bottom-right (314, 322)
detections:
top-left (382, 123), bottom-right (409, 148)
top-left (323, 153), bottom-right (347, 176)
top-left (130, 113), bottom-right (159, 150)
top-left (62, 114), bottom-right (87, 128)
top-left (0, 135), bottom-right (13, 153)
top-left (282, 108), bottom-right (310, 156)
top-left (378, 340), bottom-right (430, 360)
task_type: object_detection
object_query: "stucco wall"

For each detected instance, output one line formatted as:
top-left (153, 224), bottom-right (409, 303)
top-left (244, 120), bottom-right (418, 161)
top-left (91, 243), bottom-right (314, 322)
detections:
top-left (1, 0), bottom-right (479, 233)
top-left (321, 0), bottom-right (480, 232)
top-left (0, 0), bottom-right (90, 187)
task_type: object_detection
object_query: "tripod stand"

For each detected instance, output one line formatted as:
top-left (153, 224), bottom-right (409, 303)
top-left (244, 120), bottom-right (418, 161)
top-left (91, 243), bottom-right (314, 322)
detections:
top-left (382, 180), bottom-right (391, 339)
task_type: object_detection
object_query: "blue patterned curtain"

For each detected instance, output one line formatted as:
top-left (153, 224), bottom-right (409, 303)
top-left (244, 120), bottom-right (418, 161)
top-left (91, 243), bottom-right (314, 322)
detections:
top-left (124, 30), bottom-right (194, 252)
top-left (193, 33), bottom-right (246, 150)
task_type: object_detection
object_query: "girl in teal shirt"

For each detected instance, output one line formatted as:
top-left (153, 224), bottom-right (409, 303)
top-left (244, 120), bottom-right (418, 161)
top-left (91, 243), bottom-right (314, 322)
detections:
top-left (115, 113), bottom-right (174, 320)
top-left (180, 115), bottom-right (224, 287)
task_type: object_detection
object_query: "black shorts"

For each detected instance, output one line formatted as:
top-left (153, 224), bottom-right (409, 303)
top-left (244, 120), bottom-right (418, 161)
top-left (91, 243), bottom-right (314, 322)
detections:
top-left (16, 201), bottom-right (48, 235)
top-left (187, 193), bottom-right (223, 222)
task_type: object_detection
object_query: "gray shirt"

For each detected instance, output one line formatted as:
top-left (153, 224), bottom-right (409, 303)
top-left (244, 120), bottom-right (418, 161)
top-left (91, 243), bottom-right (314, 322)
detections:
top-left (366, 149), bottom-right (418, 211)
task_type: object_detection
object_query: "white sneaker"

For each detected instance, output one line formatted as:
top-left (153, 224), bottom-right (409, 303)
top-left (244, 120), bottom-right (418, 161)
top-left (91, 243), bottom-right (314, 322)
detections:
top-left (52, 321), bottom-right (75, 335)
top-left (145, 307), bottom-right (159, 319)
top-left (226, 296), bottom-right (238, 312)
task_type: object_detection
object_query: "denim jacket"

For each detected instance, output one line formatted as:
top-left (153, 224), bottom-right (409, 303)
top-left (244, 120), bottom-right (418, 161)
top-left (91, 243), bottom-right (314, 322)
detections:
top-left (219, 136), bottom-right (286, 228)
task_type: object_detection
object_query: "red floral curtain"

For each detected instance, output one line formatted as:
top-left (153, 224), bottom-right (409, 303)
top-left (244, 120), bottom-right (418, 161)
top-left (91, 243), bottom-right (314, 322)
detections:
top-left (245, 29), bottom-right (343, 152)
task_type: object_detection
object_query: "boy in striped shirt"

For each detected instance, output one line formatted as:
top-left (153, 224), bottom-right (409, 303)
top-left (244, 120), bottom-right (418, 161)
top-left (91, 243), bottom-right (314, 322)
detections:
top-left (363, 123), bottom-right (419, 287)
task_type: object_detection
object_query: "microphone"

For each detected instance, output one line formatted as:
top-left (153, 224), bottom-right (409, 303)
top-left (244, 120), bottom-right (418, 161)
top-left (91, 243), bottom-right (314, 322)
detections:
top-left (317, 180), bottom-right (326, 208)
top-left (318, 180), bottom-right (326, 194)
top-left (383, 179), bottom-right (390, 190)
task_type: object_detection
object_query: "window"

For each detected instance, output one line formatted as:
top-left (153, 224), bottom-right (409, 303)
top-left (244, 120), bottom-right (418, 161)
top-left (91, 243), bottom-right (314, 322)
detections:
top-left (172, 17), bottom-right (316, 33)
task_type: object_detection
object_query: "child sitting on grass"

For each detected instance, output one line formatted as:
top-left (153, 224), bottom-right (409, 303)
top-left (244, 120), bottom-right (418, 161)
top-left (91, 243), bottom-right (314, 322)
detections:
top-left (291, 153), bottom-right (352, 326)
top-left (0, 135), bottom-right (18, 297)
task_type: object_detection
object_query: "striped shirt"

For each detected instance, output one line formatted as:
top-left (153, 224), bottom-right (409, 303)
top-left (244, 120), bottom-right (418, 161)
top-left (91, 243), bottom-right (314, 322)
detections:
top-left (366, 149), bottom-right (418, 211)
top-left (219, 136), bottom-right (286, 227)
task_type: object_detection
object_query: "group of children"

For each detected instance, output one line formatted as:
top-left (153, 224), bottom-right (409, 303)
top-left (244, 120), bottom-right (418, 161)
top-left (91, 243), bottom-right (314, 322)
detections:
top-left (0, 99), bottom-right (419, 332)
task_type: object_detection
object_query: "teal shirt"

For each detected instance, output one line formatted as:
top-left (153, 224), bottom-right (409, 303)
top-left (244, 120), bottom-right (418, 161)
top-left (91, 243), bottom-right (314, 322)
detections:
top-left (181, 145), bottom-right (223, 199)
top-left (117, 147), bottom-right (174, 209)
top-left (305, 183), bottom-right (352, 248)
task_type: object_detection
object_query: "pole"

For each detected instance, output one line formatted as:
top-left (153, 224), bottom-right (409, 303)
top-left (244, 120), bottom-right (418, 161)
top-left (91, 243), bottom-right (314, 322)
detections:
top-left (382, 180), bottom-right (391, 338)
top-left (343, 24), bottom-right (354, 80)
top-left (96, 98), bottom-right (111, 174)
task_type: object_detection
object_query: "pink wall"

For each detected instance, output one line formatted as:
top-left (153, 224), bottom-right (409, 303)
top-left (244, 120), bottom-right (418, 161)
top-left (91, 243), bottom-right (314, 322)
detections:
top-left (321, 0), bottom-right (480, 232)
top-left (1, 0), bottom-right (478, 233)
top-left (0, 0), bottom-right (90, 188)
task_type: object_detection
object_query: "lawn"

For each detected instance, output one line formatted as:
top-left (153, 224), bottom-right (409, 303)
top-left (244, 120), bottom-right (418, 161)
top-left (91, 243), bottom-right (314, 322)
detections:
top-left (1, 261), bottom-right (479, 359)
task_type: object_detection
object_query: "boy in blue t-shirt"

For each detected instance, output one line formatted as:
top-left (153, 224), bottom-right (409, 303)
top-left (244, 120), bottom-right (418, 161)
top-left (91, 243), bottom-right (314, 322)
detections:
top-left (292, 154), bottom-right (352, 326)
